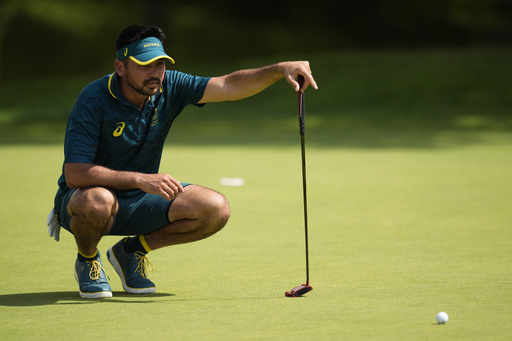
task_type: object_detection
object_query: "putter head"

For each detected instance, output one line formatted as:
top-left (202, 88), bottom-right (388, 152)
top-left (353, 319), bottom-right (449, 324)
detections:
top-left (285, 284), bottom-right (313, 297)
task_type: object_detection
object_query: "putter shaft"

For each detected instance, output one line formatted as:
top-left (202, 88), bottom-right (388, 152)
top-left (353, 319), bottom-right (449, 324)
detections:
top-left (297, 75), bottom-right (310, 285)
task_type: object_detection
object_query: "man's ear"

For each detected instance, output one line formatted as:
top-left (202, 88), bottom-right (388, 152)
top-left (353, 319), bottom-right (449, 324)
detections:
top-left (115, 59), bottom-right (125, 77)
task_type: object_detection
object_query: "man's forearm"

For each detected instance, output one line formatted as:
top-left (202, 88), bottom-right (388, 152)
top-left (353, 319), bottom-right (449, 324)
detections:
top-left (199, 61), bottom-right (316, 103)
top-left (200, 63), bottom-right (285, 103)
top-left (221, 63), bottom-right (285, 101)
top-left (65, 162), bottom-right (183, 200)
top-left (65, 163), bottom-right (142, 190)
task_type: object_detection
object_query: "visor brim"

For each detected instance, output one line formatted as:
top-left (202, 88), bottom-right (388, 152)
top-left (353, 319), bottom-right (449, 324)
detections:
top-left (129, 54), bottom-right (175, 65)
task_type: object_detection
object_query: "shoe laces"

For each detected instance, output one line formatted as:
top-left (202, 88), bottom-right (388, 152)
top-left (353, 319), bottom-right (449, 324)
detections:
top-left (86, 260), bottom-right (109, 281)
top-left (134, 252), bottom-right (154, 278)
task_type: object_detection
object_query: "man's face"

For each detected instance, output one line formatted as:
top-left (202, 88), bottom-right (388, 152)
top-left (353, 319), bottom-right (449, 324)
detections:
top-left (123, 59), bottom-right (166, 97)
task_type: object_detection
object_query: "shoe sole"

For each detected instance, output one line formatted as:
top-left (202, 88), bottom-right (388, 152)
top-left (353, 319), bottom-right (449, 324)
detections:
top-left (74, 269), bottom-right (112, 299)
top-left (107, 246), bottom-right (156, 294)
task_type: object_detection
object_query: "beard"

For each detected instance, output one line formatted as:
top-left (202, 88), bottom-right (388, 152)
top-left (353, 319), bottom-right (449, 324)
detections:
top-left (126, 75), bottom-right (161, 97)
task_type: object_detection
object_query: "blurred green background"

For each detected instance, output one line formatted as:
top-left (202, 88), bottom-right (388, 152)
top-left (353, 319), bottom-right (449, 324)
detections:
top-left (1, 0), bottom-right (512, 145)
top-left (1, 0), bottom-right (512, 81)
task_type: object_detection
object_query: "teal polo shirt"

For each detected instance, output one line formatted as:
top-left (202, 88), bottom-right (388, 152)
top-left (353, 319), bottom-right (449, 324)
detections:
top-left (57, 70), bottom-right (210, 190)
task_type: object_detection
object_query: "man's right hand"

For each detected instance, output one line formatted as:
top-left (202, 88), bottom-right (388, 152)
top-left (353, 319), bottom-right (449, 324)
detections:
top-left (136, 173), bottom-right (184, 200)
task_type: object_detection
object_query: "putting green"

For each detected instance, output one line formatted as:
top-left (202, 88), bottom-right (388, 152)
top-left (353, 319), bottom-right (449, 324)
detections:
top-left (0, 136), bottom-right (511, 340)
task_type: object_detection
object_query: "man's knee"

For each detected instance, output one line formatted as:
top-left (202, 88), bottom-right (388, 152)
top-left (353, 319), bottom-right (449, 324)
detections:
top-left (211, 192), bottom-right (231, 229)
top-left (197, 192), bottom-right (230, 239)
top-left (68, 187), bottom-right (118, 221)
top-left (168, 185), bottom-right (231, 235)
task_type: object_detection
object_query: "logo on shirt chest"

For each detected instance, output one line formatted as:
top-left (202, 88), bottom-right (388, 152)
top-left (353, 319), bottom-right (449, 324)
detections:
top-left (113, 122), bottom-right (126, 137)
top-left (150, 108), bottom-right (159, 127)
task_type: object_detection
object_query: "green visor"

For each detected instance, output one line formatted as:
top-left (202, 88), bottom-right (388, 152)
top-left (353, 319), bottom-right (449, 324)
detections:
top-left (116, 37), bottom-right (175, 65)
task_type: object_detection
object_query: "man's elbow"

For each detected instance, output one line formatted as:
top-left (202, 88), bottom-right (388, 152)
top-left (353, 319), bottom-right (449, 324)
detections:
top-left (64, 163), bottom-right (87, 188)
top-left (65, 174), bottom-right (82, 189)
top-left (66, 178), bottom-right (80, 189)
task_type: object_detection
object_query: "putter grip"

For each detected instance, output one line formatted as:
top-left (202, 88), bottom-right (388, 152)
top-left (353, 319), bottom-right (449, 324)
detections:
top-left (298, 75), bottom-right (305, 136)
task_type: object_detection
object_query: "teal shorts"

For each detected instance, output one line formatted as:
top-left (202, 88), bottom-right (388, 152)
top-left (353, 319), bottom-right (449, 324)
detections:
top-left (54, 183), bottom-right (191, 236)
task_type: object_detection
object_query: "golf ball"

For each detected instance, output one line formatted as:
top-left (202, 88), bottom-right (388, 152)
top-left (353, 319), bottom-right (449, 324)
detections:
top-left (436, 312), bottom-right (449, 324)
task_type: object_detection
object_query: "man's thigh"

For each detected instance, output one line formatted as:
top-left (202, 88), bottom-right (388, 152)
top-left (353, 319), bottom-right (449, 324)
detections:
top-left (167, 184), bottom-right (228, 222)
top-left (109, 190), bottom-right (173, 236)
top-left (111, 182), bottom-right (193, 235)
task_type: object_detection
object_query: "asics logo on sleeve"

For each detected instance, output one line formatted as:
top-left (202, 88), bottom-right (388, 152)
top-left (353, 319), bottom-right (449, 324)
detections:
top-left (113, 122), bottom-right (126, 137)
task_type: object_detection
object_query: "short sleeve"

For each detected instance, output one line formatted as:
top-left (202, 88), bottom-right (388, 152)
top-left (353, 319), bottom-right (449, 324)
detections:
top-left (64, 97), bottom-right (102, 164)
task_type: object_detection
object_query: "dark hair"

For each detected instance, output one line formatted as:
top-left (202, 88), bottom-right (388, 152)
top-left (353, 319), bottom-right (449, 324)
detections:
top-left (116, 24), bottom-right (166, 50)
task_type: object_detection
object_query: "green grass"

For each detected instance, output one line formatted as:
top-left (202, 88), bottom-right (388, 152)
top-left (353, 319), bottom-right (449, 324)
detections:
top-left (1, 48), bottom-right (512, 340)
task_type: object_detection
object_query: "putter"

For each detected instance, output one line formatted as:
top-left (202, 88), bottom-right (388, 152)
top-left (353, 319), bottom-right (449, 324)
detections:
top-left (285, 75), bottom-right (313, 298)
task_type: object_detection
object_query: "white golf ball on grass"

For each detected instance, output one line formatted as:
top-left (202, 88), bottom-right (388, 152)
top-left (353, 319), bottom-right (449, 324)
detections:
top-left (436, 312), bottom-right (449, 324)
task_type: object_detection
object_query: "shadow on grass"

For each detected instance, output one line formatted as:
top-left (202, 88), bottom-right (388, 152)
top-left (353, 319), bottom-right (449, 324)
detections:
top-left (0, 291), bottom-right (289, 306)
top-left (0, 291), bottom-right (175, 306)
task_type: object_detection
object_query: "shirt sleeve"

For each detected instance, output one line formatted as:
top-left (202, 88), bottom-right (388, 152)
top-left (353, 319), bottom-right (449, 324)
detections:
top-left (166, 71), bottom-right (211, 108)
top-left (63, 95), bottom-right (102, 164)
